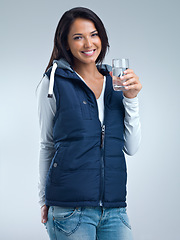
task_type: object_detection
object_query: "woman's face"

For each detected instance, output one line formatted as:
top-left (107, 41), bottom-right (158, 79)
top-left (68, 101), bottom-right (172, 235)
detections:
top-left (67, 18), bottom-right (102, 66)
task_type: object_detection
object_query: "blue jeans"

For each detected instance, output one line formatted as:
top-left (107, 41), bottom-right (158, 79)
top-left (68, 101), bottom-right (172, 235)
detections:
top-left (44, 206), bottom-right (133, 240)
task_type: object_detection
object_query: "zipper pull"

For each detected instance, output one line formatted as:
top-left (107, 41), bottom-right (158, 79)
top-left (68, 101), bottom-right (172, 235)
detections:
top-left (101, 125), bottom-right (105, 148)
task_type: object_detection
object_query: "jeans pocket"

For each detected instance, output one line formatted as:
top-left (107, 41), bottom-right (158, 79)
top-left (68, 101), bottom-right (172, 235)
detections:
top-left (118, 207), bottom-right (131, 230)
top-left (52, 206), bottom-right (82, 236)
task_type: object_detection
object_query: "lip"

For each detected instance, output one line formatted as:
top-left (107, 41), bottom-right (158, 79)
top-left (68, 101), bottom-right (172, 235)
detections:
top-left (81, 49), bottom-right (96, 56)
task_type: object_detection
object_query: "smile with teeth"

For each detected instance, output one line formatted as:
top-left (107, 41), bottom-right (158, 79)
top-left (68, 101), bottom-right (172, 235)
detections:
top-left (81, 49), bottom-right (96, 56)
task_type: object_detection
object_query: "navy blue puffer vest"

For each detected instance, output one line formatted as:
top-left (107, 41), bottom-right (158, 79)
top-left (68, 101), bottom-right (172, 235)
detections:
top-left (45, 63), bottom-right (126, 208)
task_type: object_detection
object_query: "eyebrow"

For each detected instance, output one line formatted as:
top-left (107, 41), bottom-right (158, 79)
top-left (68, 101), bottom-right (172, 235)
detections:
top-left (72, 30), bottom-right (98, 37)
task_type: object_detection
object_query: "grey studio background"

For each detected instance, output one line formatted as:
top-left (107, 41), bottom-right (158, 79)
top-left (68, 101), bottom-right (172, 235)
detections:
top-left (0, 0), bottom-right (180, 239)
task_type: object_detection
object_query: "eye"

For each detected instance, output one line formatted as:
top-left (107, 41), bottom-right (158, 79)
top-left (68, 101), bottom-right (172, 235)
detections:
top-left (91, 33), bottom-right (99, 37)
top-left (73, 36), bottom-right (82, 40)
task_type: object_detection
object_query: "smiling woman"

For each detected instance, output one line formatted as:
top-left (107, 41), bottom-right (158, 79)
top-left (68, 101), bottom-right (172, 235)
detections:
top-left (67, 18), bottom-right (102, 67)
top-left (45, 7), bottom-right (109, 72)
top-left (37, 6), bottom-right (142, 240)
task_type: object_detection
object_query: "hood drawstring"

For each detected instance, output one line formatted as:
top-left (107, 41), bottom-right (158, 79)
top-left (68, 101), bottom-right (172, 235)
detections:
top-left (47, 62), bottom-right (58, 98)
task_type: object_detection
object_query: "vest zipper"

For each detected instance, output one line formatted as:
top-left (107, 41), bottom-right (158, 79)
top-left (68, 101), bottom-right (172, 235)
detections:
top-left (74, 73), bottom-right (107, 206)
top-left (100, 124), bottom-right (105, 206)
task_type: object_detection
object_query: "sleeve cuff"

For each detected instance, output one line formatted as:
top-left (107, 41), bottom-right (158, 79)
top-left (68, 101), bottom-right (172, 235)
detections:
top-left (123, 95), bottom-right (138, 103)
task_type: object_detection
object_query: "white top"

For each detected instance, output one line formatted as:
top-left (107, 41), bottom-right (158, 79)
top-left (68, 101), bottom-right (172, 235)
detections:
top-left (37, 74), bottom-right (141, 207)
top-left (97, 77), bottom-right (105, 125)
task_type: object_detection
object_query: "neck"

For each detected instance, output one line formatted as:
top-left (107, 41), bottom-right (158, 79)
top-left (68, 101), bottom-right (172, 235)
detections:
top-left (72, 61), bottom-right (101, 79)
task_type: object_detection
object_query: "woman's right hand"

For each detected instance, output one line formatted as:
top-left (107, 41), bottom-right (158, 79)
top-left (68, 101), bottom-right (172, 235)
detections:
top-left (41, 205), bottom-right (49, 223)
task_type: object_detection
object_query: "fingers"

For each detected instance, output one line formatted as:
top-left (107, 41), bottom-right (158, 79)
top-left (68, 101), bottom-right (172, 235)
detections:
top-left (110, 68), bottom-right (142, 95)
top-left (121, 69), bottom-right (136, 81)
top-left (124, 78), bottom-right (142, 93)
top-left (41, 205), bottom-right (49, 224)
top-left (124, 68), bottom-right (134, 74)
top-left (123, 78), bottom-right (136, 87)
top-left (123, 76), bottom-right (138, 86)
top-left (120, 74), bottom-right (134, 82)
top-left (124, 78), bottom-right (142, 90)
top-left (124, 84), bottom-right (139, 91)
top-left (121, 70), bottom-right (139, 86)
top-left (110, 68), bottom-right (142, 98)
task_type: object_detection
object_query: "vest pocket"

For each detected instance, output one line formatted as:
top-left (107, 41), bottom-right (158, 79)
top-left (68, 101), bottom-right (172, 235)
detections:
top-left (80, 99), bottom-right (92, 119)
top-left (75, 86), bottom-right (92, 120)
top-left (50, 145), bottom-right (69, 184)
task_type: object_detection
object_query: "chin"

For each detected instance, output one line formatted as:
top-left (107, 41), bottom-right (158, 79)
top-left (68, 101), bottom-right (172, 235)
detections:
top-left (73, 53), bottom-right (100, 65)
top-left (83, 56), bottom-right (99, 64)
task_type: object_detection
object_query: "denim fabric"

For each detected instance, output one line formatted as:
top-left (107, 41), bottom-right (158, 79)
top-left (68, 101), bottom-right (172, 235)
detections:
top-left (44, 206), bottom-right (133, 240)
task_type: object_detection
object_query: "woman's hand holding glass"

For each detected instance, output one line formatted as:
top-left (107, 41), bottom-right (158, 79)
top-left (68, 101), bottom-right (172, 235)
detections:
top-left (121, 69), bottom-right (142, 99)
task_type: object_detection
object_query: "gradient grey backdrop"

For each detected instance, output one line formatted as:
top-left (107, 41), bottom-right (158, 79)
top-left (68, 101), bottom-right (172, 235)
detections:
top-left (1, 0), bottom-right (180, 239)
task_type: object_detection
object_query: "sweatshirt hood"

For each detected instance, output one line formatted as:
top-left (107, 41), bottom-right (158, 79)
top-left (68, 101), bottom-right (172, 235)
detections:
top-left (47, 58), bottom-right (112, 98)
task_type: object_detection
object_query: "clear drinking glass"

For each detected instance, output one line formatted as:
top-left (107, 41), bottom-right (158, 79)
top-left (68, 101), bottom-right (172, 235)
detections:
top-left (112, 58), bottom-right (129, 91)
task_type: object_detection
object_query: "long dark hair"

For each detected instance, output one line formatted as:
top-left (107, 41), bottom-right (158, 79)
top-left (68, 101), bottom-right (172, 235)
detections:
top-left (45, 7), bottom-right (110, 72)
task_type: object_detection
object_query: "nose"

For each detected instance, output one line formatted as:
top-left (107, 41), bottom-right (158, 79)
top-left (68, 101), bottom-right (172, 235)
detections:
top-left (84, 37), bottom-right (92, 48)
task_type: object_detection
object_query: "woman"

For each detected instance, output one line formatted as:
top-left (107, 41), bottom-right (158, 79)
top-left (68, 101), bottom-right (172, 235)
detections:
top-left (37, 7), bottom-right (142, 240)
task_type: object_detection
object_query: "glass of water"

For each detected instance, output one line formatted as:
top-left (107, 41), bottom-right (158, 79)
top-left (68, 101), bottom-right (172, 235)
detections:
top-left (112, 58), bottom-right (129, 91)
